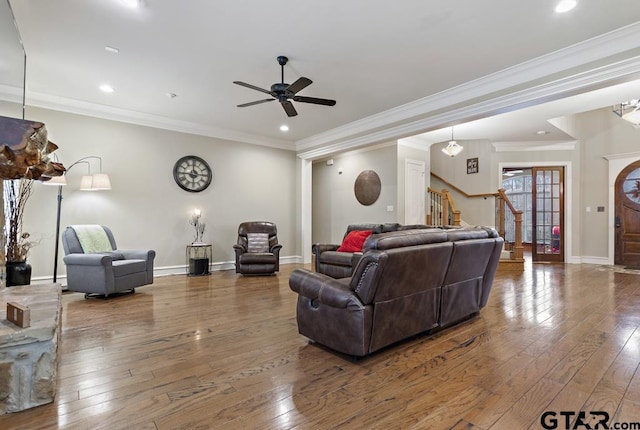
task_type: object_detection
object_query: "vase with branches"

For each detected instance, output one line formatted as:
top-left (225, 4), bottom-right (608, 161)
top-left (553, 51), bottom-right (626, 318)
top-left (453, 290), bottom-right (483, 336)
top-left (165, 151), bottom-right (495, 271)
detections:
top-left (3, 179), bottom-right (36, 286)
top-left (4, 179), bottom-right (35, 262)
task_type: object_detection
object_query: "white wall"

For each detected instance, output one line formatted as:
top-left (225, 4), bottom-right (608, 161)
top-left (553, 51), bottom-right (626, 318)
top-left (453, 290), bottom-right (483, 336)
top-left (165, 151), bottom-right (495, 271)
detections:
top-left (312, 144), bottom-right (398, 244)
top-left (7, 105), bottom-right (299, 281)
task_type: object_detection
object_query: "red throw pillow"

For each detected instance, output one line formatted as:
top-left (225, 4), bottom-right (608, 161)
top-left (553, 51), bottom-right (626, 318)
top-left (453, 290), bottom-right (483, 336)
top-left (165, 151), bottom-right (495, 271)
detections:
top-left (337, 230), bottom-right (373, 252)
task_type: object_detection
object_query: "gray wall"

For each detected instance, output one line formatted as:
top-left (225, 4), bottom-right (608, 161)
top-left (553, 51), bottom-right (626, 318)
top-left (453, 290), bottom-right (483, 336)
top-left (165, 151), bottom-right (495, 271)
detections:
top-left (312, 144), bottom-right (398, 244)
top-left (2, 103), bottom-right (299, 280)
top-left (571, 107), bottom-right (639, 259)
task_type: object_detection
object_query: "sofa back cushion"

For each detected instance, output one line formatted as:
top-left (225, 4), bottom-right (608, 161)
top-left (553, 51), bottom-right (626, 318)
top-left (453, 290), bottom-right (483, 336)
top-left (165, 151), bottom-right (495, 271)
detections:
top-left (350, 241), bottom-right (453, 305)
top-left (363, 229), bottom-right (447, 251)
top-left (439, 238), bottom-right (496, 326)
top-left (344, 223), bottom-right (384, 239)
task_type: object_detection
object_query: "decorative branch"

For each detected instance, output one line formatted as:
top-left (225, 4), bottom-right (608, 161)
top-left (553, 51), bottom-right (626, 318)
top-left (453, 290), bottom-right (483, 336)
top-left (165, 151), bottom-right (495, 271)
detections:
top-left (188, 211), bottom-right (206, 244)
top-left (3, 179), bottom-right (35, 262)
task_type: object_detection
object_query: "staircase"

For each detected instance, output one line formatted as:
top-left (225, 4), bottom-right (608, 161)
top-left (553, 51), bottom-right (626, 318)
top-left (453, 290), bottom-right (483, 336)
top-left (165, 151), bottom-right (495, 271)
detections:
top-left (427, 184), bottom-right (524, 271)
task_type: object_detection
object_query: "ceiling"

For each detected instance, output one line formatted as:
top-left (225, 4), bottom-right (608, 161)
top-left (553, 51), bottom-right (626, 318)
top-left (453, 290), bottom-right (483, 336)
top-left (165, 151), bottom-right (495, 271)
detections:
top-left (3, 1), bottom-right (640, 154)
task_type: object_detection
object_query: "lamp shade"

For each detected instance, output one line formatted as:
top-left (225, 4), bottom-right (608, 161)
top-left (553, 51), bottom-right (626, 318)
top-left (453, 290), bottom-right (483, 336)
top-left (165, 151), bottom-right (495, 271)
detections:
top-left (442, 140), bottom-right (463, 157)
top-left (79, 175), bottom-right (93, 190)
top-left (91, 173), bottom-right (112, 190)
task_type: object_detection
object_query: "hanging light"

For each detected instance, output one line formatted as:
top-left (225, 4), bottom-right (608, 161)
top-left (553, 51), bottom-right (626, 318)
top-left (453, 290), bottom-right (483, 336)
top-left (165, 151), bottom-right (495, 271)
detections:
top-left (442, 126), bottom-right (463, 157)
top-left (612, 99), bottom-right (640, 126)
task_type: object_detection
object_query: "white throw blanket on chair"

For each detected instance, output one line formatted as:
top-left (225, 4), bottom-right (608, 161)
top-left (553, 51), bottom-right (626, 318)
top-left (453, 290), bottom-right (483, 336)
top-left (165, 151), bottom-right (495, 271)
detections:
top-left (71, 225), bottom-right (112, 253)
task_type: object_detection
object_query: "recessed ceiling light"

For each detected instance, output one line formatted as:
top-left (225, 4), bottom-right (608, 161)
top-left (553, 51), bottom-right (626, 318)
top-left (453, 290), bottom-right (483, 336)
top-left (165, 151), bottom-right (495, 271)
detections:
top-left (536, 130), bottom-right (550, 135)
top-left (166, 92), bottom-right (177, 98)
top-left (99, 84), bottom-right (115, 93)
top-left (105, 46), bottom-right (120, 54)
top-left (280, 125), bottom-right (289, 132)
top-left (555, 0), bottom-right (577, 13)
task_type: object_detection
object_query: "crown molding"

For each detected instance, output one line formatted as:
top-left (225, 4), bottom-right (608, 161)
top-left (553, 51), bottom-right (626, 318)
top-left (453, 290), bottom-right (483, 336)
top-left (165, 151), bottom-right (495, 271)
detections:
top-left (493, 141), bottom-right (577, 152)
top-left (295, 22), bottom-right (640, 156)
top-left (603, 151), bottom-right (640, 161)
top-left (297, 54), bottom-right (640, 160)
top-left (21, 90), bottom-right (295, 150)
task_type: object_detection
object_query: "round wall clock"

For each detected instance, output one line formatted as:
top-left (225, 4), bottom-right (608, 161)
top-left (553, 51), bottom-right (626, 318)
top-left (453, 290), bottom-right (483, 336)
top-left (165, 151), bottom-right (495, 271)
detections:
top-left (173, 155), bottom-right (212, 192)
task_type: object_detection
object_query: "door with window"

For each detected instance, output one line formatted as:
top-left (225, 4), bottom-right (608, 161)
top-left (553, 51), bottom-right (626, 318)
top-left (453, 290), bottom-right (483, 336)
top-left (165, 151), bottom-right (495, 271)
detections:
top-left (614, 161), bottom-right (640, 267)
top-left (532, 167), bottom-right (564, 262)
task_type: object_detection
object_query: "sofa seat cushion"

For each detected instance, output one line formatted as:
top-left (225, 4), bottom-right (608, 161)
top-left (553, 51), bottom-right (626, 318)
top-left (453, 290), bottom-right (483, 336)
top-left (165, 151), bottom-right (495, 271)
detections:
top-left (112, 259), bottom-right (147, 277)
top-left (319, 250), bottom-right (356, 267)
top-left (238, 252), bottom-right (277, 265)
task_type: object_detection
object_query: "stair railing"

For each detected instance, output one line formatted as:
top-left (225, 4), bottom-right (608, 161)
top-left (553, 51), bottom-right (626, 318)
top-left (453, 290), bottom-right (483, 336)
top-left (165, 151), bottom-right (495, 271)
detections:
top-left (496, 188), bottom-right (523, 260)
top-left (427, 187), bottom-right (461, 226)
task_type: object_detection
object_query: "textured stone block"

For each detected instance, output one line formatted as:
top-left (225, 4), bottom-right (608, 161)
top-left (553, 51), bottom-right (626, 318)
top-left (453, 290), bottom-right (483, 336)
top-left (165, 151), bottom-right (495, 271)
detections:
top-left (0, 284), bottom-right (61, 414)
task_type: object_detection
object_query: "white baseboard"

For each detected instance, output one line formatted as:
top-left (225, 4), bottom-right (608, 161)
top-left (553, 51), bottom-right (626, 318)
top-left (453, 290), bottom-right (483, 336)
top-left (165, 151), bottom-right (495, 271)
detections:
top-left (30, 255), bottom-right (305, 284)
top-left (576, 256), bottom-right (611, 265)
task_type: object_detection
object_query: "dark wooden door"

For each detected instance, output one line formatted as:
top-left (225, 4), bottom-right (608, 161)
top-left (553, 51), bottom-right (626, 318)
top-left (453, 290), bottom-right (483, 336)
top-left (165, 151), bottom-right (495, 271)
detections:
top-left (614, 161), bottom-right (640, 267)
top-left (532, 166), bottom-right (564, 262)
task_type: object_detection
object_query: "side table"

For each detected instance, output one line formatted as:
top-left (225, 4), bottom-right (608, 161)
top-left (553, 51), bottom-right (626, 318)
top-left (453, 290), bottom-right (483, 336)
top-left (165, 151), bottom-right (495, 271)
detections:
top-left (186, 243), bottom-right (212, 276)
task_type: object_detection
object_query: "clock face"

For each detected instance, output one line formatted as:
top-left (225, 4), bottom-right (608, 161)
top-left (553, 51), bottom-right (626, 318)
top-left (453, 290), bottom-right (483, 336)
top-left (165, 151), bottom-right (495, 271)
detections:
top-left (173, 156), bottom-right (212, 192)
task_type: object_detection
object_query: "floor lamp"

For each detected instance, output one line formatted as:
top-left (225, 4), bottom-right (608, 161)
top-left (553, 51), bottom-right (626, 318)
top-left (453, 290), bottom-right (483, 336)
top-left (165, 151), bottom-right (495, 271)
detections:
top-left (42, 156), bottom-right (111, 283)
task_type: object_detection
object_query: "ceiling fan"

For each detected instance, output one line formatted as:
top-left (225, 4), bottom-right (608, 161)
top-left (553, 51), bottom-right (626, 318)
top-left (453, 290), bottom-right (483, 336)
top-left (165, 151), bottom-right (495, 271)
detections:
top-left (233, 56), bottom-right (336, 117)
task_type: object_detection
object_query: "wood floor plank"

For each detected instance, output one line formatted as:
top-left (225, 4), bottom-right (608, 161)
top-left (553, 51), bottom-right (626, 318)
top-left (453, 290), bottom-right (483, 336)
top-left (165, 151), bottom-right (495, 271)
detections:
top-left (1, 262), bottom-right (640, 429)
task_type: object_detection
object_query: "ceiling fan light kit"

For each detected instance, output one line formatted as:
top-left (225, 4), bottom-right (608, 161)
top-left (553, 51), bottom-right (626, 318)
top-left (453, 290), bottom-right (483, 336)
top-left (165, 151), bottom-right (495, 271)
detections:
top-left (234, 56), bottom-right (336, 117)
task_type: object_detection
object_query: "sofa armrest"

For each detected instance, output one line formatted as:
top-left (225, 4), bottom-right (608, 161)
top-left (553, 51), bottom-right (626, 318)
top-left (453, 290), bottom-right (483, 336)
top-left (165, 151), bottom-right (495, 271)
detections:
top-left (351, 252), bottom-right (364, 267)
top-left (312, 243), bottom-right (339, 255)
top-left (270, 243), bottom-right (283, 254)
top-left (119, 249), bottom-right (155, 261)
top-left (233, 244), bottom-right (246, 255)
top-left (63, 253), bottom-right (114, 267)
top-left (289, 269), bottom-right (362, 309)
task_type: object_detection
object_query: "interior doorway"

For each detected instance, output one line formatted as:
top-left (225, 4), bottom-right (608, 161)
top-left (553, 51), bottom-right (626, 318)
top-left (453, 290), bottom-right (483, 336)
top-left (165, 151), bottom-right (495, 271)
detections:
top-left (501, 166), bottom-right (565, 263)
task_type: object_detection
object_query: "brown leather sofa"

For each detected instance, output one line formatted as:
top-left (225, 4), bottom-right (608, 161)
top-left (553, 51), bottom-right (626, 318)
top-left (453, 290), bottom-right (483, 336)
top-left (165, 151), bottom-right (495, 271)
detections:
top-left (233, 221), bottom-right (282, 275)
top-left (290, 227), bottom-right (503, 357)
top-left (312, 223), bottom-right (432, 278)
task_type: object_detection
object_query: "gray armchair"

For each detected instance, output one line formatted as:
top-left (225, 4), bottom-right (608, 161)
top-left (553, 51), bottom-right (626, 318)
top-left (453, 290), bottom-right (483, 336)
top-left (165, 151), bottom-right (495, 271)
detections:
top-left (62, 225), bottom-right (155, 298)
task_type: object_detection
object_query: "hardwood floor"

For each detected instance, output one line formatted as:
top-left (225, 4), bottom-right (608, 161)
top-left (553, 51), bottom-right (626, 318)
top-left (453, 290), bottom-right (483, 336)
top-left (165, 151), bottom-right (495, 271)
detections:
top-left (2, 263), bottom-right (640, 429)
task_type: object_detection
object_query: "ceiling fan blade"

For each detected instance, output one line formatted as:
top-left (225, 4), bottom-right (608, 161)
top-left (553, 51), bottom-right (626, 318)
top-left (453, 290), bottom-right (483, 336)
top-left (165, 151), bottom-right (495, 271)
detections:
top-left (233, 81), bottom-right (273, 95)
top-left (287, 77), bottom-right (312, 95)
top-left (281, 101), bottom-right (298, 117)
top-left (293, 96), bottom-right (336, 106)
top-left (237, 99), bottom-right (275, 107)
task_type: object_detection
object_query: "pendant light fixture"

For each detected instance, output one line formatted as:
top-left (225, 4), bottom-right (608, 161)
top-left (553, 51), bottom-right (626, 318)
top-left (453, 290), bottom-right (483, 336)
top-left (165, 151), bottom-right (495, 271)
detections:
top-left (442, 126), bottom-right (463, 157)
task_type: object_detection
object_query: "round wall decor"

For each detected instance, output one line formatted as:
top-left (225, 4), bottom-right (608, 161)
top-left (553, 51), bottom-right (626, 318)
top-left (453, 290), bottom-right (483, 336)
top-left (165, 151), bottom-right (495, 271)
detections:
top-left (354, 170), bottom-right (381, 205)
top-left (173, 155), bottom-right (212, 192)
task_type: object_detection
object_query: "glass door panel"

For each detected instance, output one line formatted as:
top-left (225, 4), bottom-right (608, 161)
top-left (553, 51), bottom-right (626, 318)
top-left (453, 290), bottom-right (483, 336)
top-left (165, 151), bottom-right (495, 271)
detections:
top-left (532, 166), bottom-right (564, 262)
